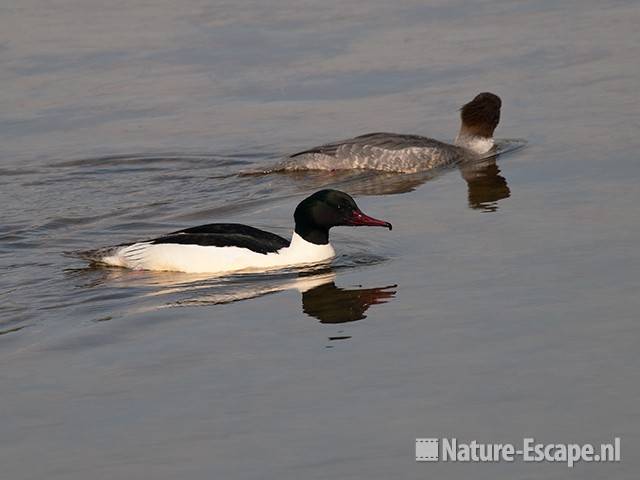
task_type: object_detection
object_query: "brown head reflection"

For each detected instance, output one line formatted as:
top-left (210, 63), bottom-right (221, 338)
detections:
top-left (301, 281), bottom-right (396, 323)
top-left (458, 157), bottom-right (511, 212)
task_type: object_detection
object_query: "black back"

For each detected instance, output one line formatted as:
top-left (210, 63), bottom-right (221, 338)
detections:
top-left (150, 223), bottom-right (290, 255)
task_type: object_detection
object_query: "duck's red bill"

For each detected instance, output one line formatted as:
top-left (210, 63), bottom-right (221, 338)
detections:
top-left (347, 210), bottom-right (392, 230)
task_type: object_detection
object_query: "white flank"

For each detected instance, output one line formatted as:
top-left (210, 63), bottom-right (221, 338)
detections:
top-left (99, 232), bottom-right (336, 273)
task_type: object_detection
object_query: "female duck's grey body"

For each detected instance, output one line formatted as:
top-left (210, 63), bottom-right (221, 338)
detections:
top-left (278, 92), bottom-right (502, 174)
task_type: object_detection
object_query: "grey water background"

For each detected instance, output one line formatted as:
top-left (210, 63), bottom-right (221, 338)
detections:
top-left (1, 0), bottom-right (639, 478)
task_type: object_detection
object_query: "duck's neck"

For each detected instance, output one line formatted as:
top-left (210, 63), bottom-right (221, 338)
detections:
top-left (294, 223), bottom-right (329, 245)
top-left (454, 133), bottom-right (495, 155)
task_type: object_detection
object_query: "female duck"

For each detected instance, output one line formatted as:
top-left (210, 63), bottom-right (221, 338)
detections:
top-left (277, 92), bottom-right (502, 173)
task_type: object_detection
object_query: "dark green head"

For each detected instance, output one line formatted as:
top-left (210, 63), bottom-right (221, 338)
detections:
top-left (294, 189), bottom-right (392, 245)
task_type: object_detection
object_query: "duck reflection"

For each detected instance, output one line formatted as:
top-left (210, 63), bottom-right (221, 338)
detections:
top-left (302, 280), bottom-right (396, 323)
top-left (458, 156), bottom-right (511, 212)
top-left (173, 270), bottom-right (397, 324)
top-left (66, 265), bottom-right (396, 324)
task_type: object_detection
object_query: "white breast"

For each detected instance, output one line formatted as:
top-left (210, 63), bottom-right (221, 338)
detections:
top-left (454, 134), bottom-right (495, 155)
top-left (100, 232), bottom-right (335, 273)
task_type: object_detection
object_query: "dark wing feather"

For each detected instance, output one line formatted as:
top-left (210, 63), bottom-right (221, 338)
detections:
top-left (289, 132), bottom-right (452, 158)
top-left (150, 223), bottom-right (290, 255)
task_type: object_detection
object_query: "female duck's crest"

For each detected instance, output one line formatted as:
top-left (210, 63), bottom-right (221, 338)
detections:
top-left (454, 92), bottom-right (502, 154)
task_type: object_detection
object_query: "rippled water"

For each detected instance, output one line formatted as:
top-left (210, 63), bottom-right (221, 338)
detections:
top-left (2, 1), bottom-right (639, 479)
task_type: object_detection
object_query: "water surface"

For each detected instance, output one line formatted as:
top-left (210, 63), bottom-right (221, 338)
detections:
top-left (1, 1), bottom-right (639, 478)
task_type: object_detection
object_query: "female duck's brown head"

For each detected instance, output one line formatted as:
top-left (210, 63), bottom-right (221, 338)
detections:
top-left (455, 92), bottom-right (502, 154)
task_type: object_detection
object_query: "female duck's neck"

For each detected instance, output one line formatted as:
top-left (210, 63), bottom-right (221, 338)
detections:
top-left (454, 133), bottom-right (494, 155)
top-left (294, 224), bottom-right (329, 245)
